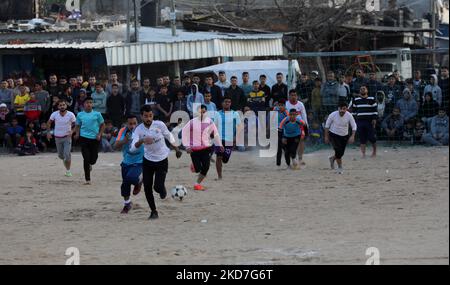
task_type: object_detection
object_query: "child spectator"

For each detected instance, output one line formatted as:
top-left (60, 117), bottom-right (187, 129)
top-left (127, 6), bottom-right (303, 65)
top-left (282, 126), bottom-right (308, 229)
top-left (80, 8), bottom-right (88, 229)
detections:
top-left (74, 89), bottom-right (87, 114)
top-left (203, 91), bottom-right (217, 113)
top-left (247, 81), bottom-right (266, 113)
top-left (51, 95), bottom-right (60, 113)
top-left (419, 92), bottom-right (439, 129)
top-left (37, 121), bottom-right (53, 152)
top-left (101, 120), bottom-right (118, 152)
top-left (14, 85), bottom-right (30, 127)
top-left (271, 99), bottom-right (289, 166)
top-left (308, 121), bottom-right (323, 146)
top-left (4, 117), bottom-right (24, 152)
top-left (17, 129), bottom-right (37, 156)
top-left (24, 93), bottom-right (42, 125)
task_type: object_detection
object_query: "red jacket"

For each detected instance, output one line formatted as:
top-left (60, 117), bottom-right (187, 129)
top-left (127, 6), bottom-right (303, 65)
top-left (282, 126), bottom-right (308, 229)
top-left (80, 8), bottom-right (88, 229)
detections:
top-left (24, 99), bottom-right (42, 121)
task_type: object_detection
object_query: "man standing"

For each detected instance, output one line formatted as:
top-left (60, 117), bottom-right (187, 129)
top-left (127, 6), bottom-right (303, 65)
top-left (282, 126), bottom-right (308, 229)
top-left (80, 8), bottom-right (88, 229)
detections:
top-left (186, 84), bottom-right (204, 117)
top-left (114, 115), bottom-right (144, 214)
top-left (47, 100), bottom-right (76, 177)
top-left (47, 74), bottom-right (62, 101)
top-left (0, 80), bottom-right (14, 110)
top-left (240, 72), bottom-right (253, 97)
top-left (296, 73), bottom-right (313, 109)
top-left (215, 71), bottom-right (230, 97)
top-left (324, 102), bottom-right (357, 174)
top-left (321, 71), bottom-right (340, 117)
top-left (351, 68), bottom-right (369, 98)
top-left (203, 75), bottom-right (222, 109)
top-left (368, 72), bottom-right (383, 99)
top-left (91, 83), bottom-right (108, 117)
top-left (74, 97), bottom-right (105, 185)
top-left (271, 72), bottom-right (288, 105)
top-left (106, 84), bottom-right (125, 128)
top-left (439, 66), bottom-right (449, 113)
top-left (225, 76), bottom-right (246, 112)
top-left (350, 85), bottom-right (378, 158)
top-left (130, 105), bottom-right (182, 220)
top-left (126, 79), bottom-right (142, 119)
top-left (105, 71), bottom-right (124, 97)
top-left (259, 75), bottom-right (271, 110)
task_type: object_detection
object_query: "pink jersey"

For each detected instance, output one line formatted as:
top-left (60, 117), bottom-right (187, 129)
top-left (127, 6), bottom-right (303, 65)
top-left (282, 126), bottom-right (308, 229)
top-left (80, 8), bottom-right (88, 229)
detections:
top-left (182, 116), bottom-right (222, 151)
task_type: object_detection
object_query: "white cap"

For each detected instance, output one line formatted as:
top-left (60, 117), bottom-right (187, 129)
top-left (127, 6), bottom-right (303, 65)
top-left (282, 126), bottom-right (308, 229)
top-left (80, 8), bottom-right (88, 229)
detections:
top-left (0, 103), bottom-right (7, 108)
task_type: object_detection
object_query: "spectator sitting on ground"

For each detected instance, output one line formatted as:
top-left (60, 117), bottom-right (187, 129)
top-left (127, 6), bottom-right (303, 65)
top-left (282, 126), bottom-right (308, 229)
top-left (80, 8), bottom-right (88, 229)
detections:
top-left (422, 108), bottom-right (449, 146)
top-left (403, 119), bottom-right (416, 145)
top-left (101, 120), bottom-right (118, 153)
top-left (382, 107), bottom-right (405, 143)
top-left (4, 117), bottom-right (24, 152)
top-left (396, 88), bottom-right (418, 122)
top-left (17, 128), bottom-right (37, 156)
top-left (414, 121), bottom-right (425, 145)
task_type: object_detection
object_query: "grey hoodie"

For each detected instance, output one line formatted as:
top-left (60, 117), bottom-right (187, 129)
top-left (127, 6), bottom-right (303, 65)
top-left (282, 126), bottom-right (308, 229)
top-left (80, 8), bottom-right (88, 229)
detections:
top-left (396, 89), bottom-right (418, 121)
top-left (424, 74), bottom-right (442, 106)
top-left (321, 80), bottom-right (340, 106)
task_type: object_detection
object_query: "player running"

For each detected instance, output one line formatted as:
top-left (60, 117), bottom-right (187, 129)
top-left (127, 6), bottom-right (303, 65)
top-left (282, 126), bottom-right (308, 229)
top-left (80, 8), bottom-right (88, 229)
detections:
top-left (279, 109), bottom-right (306, 170)
top-left (182, 105), bottom-right (223, 191)
top-left (47, 99), bottom-right (76, 177)
top-left (212, 96), bottom-right (242, 180)
top-left (324, 102), bottom-right (357, 174)
top-left (74, 97), bottom-right (105, 185)
top-left (114, 115), bottom-right (144, 214)
top-left (130, 105), bottom-right (182, 220)
top-left (285, 89), bottom-right (308, 165)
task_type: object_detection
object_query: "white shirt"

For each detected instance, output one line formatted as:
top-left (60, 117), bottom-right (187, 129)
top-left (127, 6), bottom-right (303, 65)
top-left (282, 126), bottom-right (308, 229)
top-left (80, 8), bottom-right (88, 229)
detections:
top-left (325, 111), bottom-right (357, 137)
top-left (49, 111), bottom-right (76, 138)
top-left (286, 100), bottom-right (308, 126)
top-left (130, 120), bottom-right (176, 162)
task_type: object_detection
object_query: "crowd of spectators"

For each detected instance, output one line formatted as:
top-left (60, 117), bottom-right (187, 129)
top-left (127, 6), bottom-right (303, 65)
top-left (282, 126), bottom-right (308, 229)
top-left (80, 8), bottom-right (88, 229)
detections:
top-left (0, 65), bottom-right (448, 155)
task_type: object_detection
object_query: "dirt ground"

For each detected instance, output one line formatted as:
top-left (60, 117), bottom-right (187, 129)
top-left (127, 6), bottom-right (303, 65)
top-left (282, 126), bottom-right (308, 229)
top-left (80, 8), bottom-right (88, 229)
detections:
top-left (0, 146), bottom-right (448, 265)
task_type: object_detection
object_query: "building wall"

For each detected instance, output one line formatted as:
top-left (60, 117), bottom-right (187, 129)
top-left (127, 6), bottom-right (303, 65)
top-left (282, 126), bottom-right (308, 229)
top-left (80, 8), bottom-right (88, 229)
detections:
top-left (0, 0), bottom-right (35, 22)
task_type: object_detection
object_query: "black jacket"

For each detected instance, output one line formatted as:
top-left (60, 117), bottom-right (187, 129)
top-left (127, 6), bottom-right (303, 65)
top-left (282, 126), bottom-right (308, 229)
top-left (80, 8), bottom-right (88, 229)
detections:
top-left (107, 94), bottom-right (125, 117)
top-left (225, 86), bottom-right (246, 111)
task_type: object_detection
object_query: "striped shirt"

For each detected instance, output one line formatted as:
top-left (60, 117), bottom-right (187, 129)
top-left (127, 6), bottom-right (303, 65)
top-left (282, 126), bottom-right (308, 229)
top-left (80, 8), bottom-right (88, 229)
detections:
top-left (350, 96), bottom-right (378, 121)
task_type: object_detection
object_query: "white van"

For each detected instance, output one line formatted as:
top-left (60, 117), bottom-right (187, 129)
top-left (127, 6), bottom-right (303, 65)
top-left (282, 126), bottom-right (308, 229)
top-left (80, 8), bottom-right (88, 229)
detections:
top-left (374, 48), bottom-right (412, 81)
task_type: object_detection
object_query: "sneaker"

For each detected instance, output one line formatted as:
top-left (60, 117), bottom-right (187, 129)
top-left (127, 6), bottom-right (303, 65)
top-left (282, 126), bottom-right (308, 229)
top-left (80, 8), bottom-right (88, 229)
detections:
top-left (84, 181), bottom-right (91, 185)
top-left (329, 156), bottom-right (335, 169)
top-left (149, 211), bottom-right (159, 220)
top-left (194, 184), bottom-right (206, 191)
top-left (336, 167), bottom-right (344, 174)
top-left (121, 203), bottom-right (132, 214)
top-left (133, 181), bottom-right (142, 196)
top-left (65, 171), bottom-right (73, 177)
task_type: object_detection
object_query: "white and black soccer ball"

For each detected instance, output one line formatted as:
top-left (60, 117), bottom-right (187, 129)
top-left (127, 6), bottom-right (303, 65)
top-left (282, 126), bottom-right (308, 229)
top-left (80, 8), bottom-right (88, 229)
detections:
top-left (171, 185), bottom-right (188, 201)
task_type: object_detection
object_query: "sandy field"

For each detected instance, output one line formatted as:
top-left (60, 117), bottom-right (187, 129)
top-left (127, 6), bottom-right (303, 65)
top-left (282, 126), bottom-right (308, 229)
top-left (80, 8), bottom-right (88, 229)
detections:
top-left (0, 145), bottom-right (448, 265)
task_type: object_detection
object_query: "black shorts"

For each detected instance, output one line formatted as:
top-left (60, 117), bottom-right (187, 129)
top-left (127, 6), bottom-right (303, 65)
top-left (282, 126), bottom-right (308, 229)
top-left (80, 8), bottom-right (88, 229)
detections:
top-left (329, 132), bottom-right (348, 159)
top-left (357, 119), bottom-right (376, 144)
top-left (215, 140), bottom-right (233, 164)
top-left (191, 147), bottom-right (212, 176)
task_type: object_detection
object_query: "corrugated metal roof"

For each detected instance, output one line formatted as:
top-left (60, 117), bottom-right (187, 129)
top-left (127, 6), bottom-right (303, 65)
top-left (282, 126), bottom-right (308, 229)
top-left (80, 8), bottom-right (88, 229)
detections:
top-left (0, 42), bottom-right (120, 49)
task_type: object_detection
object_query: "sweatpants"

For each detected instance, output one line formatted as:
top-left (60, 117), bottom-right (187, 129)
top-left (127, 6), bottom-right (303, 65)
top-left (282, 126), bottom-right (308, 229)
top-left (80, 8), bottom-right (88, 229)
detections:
top-left (79, 137), bottom-right (99, 181)
top-left (191, 147), bottom-right (212, 176)
top-left (121, 163), bottom-right (143, 198)
top-left (143, 158), bottom-right (168, 212)
top-left (276, 131), bottom-right (288, 166)
top-left (329, 132), bottom-right (349, 159)
top-left (285, 136), bottom-right (300, 165)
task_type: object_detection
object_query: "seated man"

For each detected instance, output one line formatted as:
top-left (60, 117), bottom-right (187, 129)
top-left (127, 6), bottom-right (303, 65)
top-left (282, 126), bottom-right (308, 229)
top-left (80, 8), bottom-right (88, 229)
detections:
top-left (4, 117), bottom-right (24, 152)
top-left (422, 108), bottom-right (449, 146)
top-left (381, 107), bottom-right (404, 142)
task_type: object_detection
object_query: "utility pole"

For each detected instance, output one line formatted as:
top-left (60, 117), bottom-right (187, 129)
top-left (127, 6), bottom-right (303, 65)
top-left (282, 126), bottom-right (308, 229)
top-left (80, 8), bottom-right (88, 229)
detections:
top-left (126, 0), bottom-right (132, 87)
top-left (431, 0), bottom-right (437, 66)
top-left (134, 0), bottom-right (139, 42)
top-left (170, 0), bottom-right (176, 36)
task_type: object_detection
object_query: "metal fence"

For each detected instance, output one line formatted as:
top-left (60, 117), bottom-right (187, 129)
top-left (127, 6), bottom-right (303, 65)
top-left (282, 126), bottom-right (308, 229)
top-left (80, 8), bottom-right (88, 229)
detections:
top-left (288, 48), bottom-right (449, 146)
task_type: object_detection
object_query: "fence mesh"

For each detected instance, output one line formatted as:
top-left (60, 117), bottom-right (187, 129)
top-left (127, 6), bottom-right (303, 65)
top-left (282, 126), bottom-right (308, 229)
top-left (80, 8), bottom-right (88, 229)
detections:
top-left (290, 49), bottom-right (449, 146)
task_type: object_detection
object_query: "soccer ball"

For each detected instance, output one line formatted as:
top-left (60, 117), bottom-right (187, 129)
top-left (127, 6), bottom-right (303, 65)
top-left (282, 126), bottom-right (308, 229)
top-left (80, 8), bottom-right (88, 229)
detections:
top-left (171, 185), bottom-right (188, 201)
